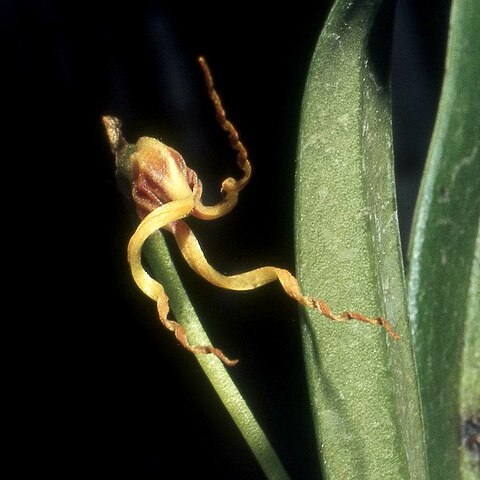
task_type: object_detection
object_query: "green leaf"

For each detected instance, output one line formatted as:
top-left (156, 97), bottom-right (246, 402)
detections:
top-left (295, 0), bottom-right (428, 478)
top-left (407, 0), bottom-right (480, 478)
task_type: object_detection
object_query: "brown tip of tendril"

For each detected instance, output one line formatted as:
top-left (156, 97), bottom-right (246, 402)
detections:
top-left (196, 55), bottom-right (252, 191)
top-left (189, 344), bottom-right (239, 367)
top-left (188, 344), bottom-right (239, 367)
top-left (167, 317), bottom-right (239, 367)
top-left (208, 348), bottom-right (239, 367)
top-left (312, 299), bottom-right (400, 340)
top-left (197, 56), bottom-right (211, 83)
top-left (377, 318), bottom-right (400, 340)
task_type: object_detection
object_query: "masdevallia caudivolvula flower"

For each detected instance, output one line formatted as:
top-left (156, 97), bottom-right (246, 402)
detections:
top-left (103, 57), bottom-right (399, 366)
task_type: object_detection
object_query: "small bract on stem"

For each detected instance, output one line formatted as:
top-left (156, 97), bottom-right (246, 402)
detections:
top-left (103, 57), bottom-right (399, 366)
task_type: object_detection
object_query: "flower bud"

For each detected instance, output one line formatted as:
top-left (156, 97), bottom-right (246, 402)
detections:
top-left (131, 137), bottom-right (198, 218)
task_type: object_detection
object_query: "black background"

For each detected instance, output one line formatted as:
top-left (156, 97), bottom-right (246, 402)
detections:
top-left (6, 0), bottom-right (450, 477)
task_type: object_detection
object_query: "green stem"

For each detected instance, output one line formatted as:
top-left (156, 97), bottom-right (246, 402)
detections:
top-left (143, 232), bottom-right (290, 480)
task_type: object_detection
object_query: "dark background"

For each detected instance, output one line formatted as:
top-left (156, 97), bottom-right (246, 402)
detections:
top-left (6, 0), bottom-right (450, 477)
